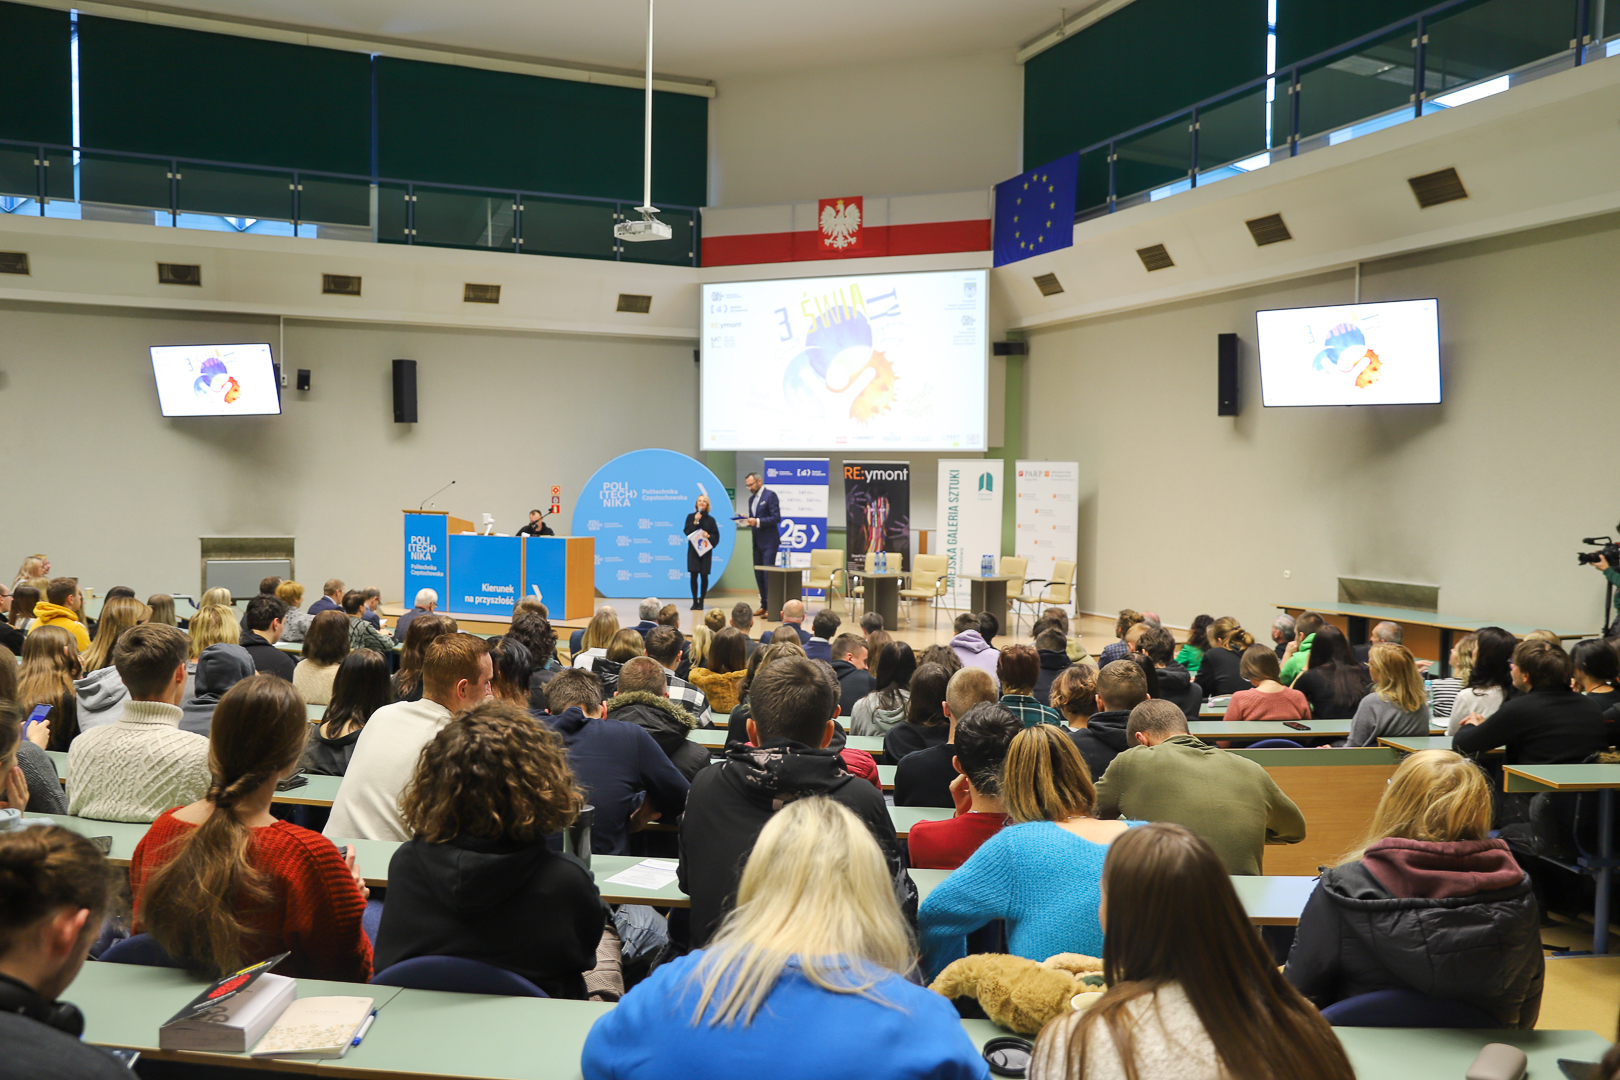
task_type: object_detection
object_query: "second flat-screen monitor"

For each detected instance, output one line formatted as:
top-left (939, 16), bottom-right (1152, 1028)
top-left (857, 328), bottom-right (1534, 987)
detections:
top-left (701, 268), bottom-right (988, 451)
top-left (1256, 299), bottom-right (1441, 407)
top-left (150, 343), bottom-right (281, 416)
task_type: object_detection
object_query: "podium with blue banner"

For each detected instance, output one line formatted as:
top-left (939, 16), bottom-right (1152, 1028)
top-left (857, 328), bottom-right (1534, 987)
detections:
top-left (402, 511), bottom-right (594, 622)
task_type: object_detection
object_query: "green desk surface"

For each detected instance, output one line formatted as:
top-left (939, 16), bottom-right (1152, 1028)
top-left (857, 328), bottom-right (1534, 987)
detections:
top-left (687, 728), bottom-right (885, 753)
top-left (307, 703), bottom-right (326, 721)
top-left (1188, 719), bottom-right (1354, 739)
top-left (1276, 600), bottom-right (1582, 639)
top-left (589, 854), bottom-right (690, 908)
top-left (46, 748), bottom-right (67, 771)
top-left (1505, 763), bottom-right (1620, 792)
top-left (878, 764), bottom-right (896, 789)
top-left (1198, 700), bottom-right (1228, 717)
top-left (27, 812), bottom-right (151, 864)
top-left (279, 773), bottom-right (344, 806)
top-left (1377, 734), bottom-right (1502, 755)
top-left (889, 805), bottom-right (956, 838)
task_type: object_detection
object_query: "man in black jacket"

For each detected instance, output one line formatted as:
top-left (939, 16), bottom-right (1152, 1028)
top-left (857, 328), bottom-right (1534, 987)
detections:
top-left (606, 657), bottom-right (711, 780)
top-left (829, 633), bottom-right (874, 715)
top-left (238, 595), bottom-right (295, 682)
top-left (893, 667), bottom-right (999, 808)
top-left (678, 655), bottom-right (913, 947)
top-left (1454, 639), bottom-right (1606, 766)
top-left (1032, 627), bottom-right (1072, 706)
top-left (1068, 660), bottom-right (1144, 782)
top-left (1134, 626), bottom-right (1203, 721)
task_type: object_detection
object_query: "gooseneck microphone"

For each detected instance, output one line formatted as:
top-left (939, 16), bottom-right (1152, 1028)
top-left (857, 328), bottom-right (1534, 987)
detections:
top-left (419, 480), bottom-right (456, 510)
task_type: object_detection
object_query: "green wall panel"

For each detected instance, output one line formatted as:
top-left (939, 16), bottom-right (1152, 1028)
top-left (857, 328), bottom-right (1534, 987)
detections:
top-left (0, 1), bottom-right (72, 146)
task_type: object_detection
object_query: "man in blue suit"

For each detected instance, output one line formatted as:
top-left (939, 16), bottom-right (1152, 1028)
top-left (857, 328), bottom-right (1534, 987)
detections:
top-left (742, 471), bottom-right (781, 616)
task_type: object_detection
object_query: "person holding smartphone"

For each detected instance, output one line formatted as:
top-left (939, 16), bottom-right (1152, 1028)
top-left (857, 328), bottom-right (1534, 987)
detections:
top-left (0, 657), bottom-right (66, 814)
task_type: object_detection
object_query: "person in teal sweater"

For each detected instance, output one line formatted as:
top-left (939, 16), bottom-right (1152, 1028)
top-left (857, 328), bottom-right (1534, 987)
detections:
top-left (918, 725), bottom-right (1140, 976)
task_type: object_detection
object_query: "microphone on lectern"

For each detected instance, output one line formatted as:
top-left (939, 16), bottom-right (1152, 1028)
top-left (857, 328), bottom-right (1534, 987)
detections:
top-left (419, 480), bottom-right (456, 510)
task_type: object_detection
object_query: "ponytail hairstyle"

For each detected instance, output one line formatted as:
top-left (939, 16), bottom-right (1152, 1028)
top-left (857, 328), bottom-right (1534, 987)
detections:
top-left (1185, 614), bottom-right (1214, 651)
top-left (139, 675), bottom-right (308, 976)
top-left (1207, 616), bottom-right (1253, 653)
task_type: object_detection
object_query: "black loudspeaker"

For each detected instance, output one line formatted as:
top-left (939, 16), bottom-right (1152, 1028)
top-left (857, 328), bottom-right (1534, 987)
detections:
top-left (392, 359), bottom-right (417, 423)
top-left (295, 369), bottom-right (311, 392)
top-left (1217, 333), bottom-right (1239, 416)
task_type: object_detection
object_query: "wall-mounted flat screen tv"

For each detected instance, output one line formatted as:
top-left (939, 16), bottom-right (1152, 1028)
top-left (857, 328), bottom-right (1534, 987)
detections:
top-left (1256, 299), bottom-right (1440, 407)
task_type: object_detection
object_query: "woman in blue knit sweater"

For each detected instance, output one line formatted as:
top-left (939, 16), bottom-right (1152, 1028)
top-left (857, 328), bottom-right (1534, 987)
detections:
top-left (919, 725), bottom-right (1141, 977)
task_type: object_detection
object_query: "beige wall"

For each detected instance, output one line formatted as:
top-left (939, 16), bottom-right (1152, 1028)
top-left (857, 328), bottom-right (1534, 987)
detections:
top-left (1023, 212), bottom-right (1620, 639)
top-left (708, 49), bottom-right (1022, 206)
top-left (0, 301), bottom-right (698, 600)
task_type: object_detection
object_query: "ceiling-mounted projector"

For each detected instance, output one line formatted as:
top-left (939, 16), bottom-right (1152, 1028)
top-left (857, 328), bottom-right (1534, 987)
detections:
top-left (615, 208), bottom-right (673, 242)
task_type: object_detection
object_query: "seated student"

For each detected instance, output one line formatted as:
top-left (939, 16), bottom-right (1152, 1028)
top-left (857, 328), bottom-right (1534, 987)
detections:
top-left (722, 641), bottom-right (806, 751)
top-left (908, 703), bottom-right (1022, 871)
top-left (1133, 626), bottom-right (1204, 721)
top-left (1094, 701), bottom-right (1306, 875)
top-left (1098, 609), bottom-right (1144, 668)
top-left (1175, 614), bottom-right (1213, 673)
top-left (998, 644), bottom-right (1063, 728)
top-left (950, 611), bottom-right (1000, 673)
top-left (28, 578), bottom-right (90, 652)
top-left (582, 629), bottom-right (647, 697)
top-left (1346, 643), bottom-right (1432, 746)
top-left (1351, 620), bottom-right (1403, 664)
top-left (776, 600), bottom-right (813, 647)
top-left (893, 667), bottom-right (1000, 808)
top-left (1572, 638), bottom-right (1620, 705)
top-left (393, 612), bottom-right (458, 703)
top-left (648, 625), bottom-right (718, 725)
top-left (273, 581), bottom-right (311, 642)
top-left (1455, 639), bottom-right (1606, 766)
top-left (67, 624), bottom-right (210, 823)
top-left (304, 649), bottom-right (394, 776)
top-left (918, 725), bottom-right (1138, 975)
top-left (1193, 617), bottom-right (1253, 698)
top-left (131, 675), bottom-right (372, 980)
top-left (884, 663), bottom-right (952, 764)
top-left (184, 603), bottom-right (241, 701)
top-left (679, 656), bottom-right (908, 949)
top-left (1224, 644), bottom-right (1311, 722)
top-left (1292, 626), bottom-right (1372, 720)
top-left (238, 595), bottom-right (296, 681)
top-left (1032, 627), bottom-right (1073, 706)
top-left (1277, 611), bottom-right (1326, 687)
top-left (804, 608), bottom-right (839, 662)
top-left (507, 612), bottom-right (564, 693)
top-left (540, 669), bottom-right (689, 854)
top-left (487, 638), bottom-right (534, 705)
top-left (1271, 611), bottom-right (1298, 659)
top-left (394, 588), bottom-right (437, 645)
top-left (828, 633), bottom-right (874, 716)
top-left (9, 584), bottom-right (41, 634)
top-left (18, 626), bottom-right (82, 750)
top-left (1068, 660), bottom-right (1143, 782)
top-left (308, 578), bottom-right (343, 617)
top-left (374, 701), bottom-right (609, 999)
top-left (850, 641), bottom-right (916, 737)
top-left (1425, 633), bottom-right (1476, 720)
top-left (606, 656), bottom-right (711, 780)
top-left (585, 798), bottom-right (984, 1080)
top-left (1285, 750), bottom-right (1544, 1028)
top-left (0, 823), bottom-right (133, 1080)
top-left (74, 596), bottom-right (146, 733)
top-left (1032, 823), bottom-right (1355, 1080)
top-left (0, 665), bottom-right (66, 815)
top-left (730, 602), bottom-right (762, 657)
top-left (325, 635), bottom-right (492, 841)
top-left (1445, 626), bottom-right (1516, 735)
top-left (179, 643), bottom-right (256, 736)
top-left (341, 589), bottom-right (395, 656)
top-left (292, 608), bottom-right (350, 707)
top-left (571, 608), bottom-right (621, 669)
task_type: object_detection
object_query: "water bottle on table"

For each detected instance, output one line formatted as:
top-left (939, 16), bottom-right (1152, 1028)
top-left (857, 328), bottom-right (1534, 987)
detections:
top-left (981, 554), bottom-right (994, 577)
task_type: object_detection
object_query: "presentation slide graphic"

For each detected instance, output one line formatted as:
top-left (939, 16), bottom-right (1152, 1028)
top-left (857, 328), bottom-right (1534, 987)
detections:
top-left (1256, 299), bottom-right (1441, 407)
top-left (702, 269), bottom-right (988, 451)
top-left (572, 449), bottom-right (736, 598)
top-left (150, 343), bottom-right (281, 416)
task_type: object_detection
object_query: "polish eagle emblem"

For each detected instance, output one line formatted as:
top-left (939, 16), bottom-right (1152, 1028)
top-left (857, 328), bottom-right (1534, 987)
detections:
top-left (819, 198), bottom-right (862, 250)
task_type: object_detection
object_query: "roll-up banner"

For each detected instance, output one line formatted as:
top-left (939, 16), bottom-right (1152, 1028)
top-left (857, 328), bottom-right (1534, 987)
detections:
top-left (936, 460), bottom-right (1003, 607)
top-left (762, 458), bottom-right (829, 570)
top-left (844, 461), bottom-right (911, 572)
top-left (1015, 461), bottom-right (1079, 603)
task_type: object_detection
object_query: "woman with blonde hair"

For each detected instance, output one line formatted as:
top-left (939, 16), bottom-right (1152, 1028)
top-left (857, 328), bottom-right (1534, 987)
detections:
top-left (704, 607), bottom-right (727, 634)
top-left (1345, 643), bottom-right (1431, 746)
top-left (1425, 632), bottom-right (1476, 719)
top-left (1031, 823), bottom-right (1355, 1080)
top-left (200, 587), bottom-right (233, 609)
top-left (17, 626), bottom-right (81, 752)
top-left (586, 628), bottom-right (647, 696)
top-left (1050, 664), bottom-right (1100, 729)
top-left (274, 581), bottom-right (311, 642)
top-left (1192, 616), bottom-right (1253, 698)
top-left (918, 724), bottom-right (1139, 976)
top-left (688, 624), bottom-right (714, 671)
top-left (11, 554), bottom-right (48, 588)
top-left (80, 596), bottom-right (148, 673)
top-left (581, 797), bottom-right (984, 1079)
top-left (572, 609), bottom-right (620, 670)
top-left (1285, 750), bottom-right (1543, 1026)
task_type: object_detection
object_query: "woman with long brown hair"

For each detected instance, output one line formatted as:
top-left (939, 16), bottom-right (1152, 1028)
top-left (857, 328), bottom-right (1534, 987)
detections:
top-left (392, 612), bottom-right (459, 702)
top-left (304, 649), bottom-right (395, 775)
top-left (1031, 823), bottom-right (1354, 1080)
top-left (1292, 625), bottom-right (1372, 720)
top-left (17, 625), bottom-right (81, 752)
top-left (687, 627), bottom-right (749, 714)
top-left (128, 674), bottom-right (372, 979)
top-left (293, 608), bottom-right (350, 706)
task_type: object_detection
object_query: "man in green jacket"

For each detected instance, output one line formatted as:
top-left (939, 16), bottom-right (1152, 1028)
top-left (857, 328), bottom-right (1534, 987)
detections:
top-left (1093, 700), bottom-right (1306, 875)
top-left (1277, 611), bottom-right (1327, 686)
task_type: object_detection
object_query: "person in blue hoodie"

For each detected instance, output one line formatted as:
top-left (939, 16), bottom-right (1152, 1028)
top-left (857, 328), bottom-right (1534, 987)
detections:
top-left (374, 701), bottom-right (608, 998)
top-left (582, 796), bottom-right (988, 1080)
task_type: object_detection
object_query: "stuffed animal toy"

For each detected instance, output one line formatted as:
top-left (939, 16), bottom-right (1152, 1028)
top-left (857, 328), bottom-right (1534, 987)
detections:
top-left (928, 953), bottom-right (1107, 1035)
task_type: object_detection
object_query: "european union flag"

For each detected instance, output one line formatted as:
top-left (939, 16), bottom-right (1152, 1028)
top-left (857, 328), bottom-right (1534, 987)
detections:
top-left (993, 152), bottom-right (1079, 268)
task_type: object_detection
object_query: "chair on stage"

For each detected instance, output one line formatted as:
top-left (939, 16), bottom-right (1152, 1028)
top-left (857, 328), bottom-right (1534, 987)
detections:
top-left (803, 549), bottom-right (847, 613)
top-left (899, 554), bottom-right (950, 628)
top-left (848, 553), bottom-right (876, 613)
top-left (997, 555), bottom-right (1028, 630)
top-left (1012, 559), bottom-right (1076, 632)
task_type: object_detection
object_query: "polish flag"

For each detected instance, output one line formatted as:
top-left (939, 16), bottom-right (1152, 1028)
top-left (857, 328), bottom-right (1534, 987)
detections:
top-left (700, 190), bottom-right (991, 267)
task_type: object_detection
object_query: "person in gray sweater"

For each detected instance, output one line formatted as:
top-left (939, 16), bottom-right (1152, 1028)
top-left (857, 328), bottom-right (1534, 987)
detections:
top-left (1345, 644), bottom-right (1433, 747)
top-left (178, 643), bottom-right (256, 736)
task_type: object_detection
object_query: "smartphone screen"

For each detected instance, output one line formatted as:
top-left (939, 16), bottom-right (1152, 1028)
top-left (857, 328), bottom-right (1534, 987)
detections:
top-left (21, 703), bottom-right (51, 737)
top-left (1283, 720), bottom-right (1311, 731)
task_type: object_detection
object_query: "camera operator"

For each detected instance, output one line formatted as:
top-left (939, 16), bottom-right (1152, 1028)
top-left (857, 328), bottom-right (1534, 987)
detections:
top-left (1588, 551), bottom-right (1620, 636)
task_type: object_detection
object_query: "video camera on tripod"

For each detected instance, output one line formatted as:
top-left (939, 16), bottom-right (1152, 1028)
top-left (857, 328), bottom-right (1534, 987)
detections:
top-left (1577, 534), bottom-right (1620, 566)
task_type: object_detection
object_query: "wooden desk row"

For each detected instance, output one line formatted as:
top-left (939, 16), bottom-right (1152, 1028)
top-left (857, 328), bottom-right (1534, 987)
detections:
top-left (66, 959), bottom-right (1612, 1080)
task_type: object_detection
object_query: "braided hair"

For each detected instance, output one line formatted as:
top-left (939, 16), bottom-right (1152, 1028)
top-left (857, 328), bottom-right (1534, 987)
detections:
top-left (139, 674), bottom-right (308, 976)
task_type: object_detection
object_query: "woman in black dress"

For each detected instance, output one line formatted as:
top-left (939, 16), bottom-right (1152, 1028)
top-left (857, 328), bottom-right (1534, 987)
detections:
top-left (684, 495), bottom-right (720, 611)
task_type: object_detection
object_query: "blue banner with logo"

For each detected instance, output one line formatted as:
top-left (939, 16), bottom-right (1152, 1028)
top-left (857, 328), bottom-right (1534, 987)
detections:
top-left (993, 152), bottom-right (1079, 267)
top-left (403, 512), bottom-right (448, 607)
top-left (573, 450), bottom-right (737, 598)
top-left (446, 535), bottom-right (523, 618)
top-left (762, 458), bottom-right (829, 571)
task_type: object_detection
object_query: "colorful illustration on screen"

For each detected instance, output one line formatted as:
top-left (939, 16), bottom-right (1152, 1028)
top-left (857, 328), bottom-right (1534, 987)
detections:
top-left (193, 356), bottom-right (243, 405)
top-left (781, 284), bottom-right (899, 424)
top-left (1310, 322), bottom-right (1383, 391)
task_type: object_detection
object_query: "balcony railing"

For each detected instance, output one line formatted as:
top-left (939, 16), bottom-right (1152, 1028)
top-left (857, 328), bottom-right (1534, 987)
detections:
top-left (0, 143), bottom-right (700, 266)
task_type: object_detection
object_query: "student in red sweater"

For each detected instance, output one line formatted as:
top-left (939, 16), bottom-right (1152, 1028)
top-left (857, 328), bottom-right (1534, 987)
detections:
top-left (129, 674), bottom-right (372, 980)
top-left (1224, 645), bottom-right (1311, 723)
top-left (907, 702), bottom-right (1022, 870)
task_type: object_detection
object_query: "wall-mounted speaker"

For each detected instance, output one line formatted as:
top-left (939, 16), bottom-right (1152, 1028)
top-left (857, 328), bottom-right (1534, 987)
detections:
top-left (393, 359), bottom-right (417, 423)
top-left (1217, 333), bottom-right (1239, 416)
top-left (296, 369), bottom-right (311, 392)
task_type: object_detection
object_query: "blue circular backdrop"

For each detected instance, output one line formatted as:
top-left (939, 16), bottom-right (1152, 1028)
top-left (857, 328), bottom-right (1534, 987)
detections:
top-left (573, 449), bottom-right (736, 598)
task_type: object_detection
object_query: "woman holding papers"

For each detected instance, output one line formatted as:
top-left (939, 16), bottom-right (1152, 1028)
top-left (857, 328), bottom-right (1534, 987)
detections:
top-left (684, 496), bottom-right (720, 612)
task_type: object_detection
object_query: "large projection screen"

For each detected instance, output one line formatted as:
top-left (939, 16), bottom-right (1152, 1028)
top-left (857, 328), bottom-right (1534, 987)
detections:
top-left (701, 269), bottom-right (988, 451)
